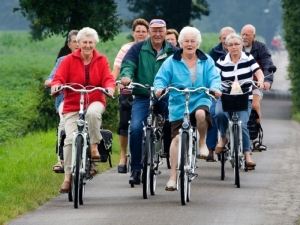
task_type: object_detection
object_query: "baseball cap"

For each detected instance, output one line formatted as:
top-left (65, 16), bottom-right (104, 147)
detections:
top-left (149, 19), bottom-right (166, 28)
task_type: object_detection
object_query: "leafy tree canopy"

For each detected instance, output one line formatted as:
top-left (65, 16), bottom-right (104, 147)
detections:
top-left (14, 0), bottom-right (122, 42)
top-left (126, 0), bottom-right (209, 32)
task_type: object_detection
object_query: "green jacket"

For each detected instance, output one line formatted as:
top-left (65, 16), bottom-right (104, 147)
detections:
top-left (120, 38), bottom-right (179, 97)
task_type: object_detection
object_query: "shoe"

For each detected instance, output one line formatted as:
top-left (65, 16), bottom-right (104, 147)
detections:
top-left (52, 162), bottom-right (64, 173)
top-left (246, 161), bottom-right (256, 167)
top-left (89, 162), bottom-right (98, 176)
top-left (165, 179), bottom-right (176, 191)
top-left (206, 155), bottom-right (215, 162)
top-left (59, 181), bottom-right (71, 194)
top-left (129, 170), bottom-right (141, 185)
top-left (91, 149), bottom-right (100, 159)
top-left (215, 144), bottom-right (226, 154)
top-left (199, 146), bottom-right (209, 159)
top-left (118, 164), bottom-right (127, 173)
top-left (160, 152), bottom-right (169, 158)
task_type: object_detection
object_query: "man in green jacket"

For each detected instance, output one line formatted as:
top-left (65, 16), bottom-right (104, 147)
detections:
top-left (120, 19), bottom-right (179, 185)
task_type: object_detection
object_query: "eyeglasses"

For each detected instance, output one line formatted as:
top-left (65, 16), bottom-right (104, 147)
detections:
top-left (227, 43), bottom-right (241, 47)
top-left (183, 40), bottom-right (197, 45)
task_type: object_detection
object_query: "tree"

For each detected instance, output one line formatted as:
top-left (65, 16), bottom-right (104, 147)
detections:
top-left (281, 0), bottom-right (300, 112)
top-left (14, 0), bottom-right (123, 59)
top-left (126, 0), bottom-right (209, 32)
top-left (193, 0), bottom-right (282, 48)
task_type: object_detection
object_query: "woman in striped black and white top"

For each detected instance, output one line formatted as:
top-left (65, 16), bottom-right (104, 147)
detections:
top-left (214, 33), bottom-right (264, 168)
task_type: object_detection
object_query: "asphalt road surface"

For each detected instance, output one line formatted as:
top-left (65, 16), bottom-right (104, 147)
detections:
top-left (8, 51), bottom-right (299, 225)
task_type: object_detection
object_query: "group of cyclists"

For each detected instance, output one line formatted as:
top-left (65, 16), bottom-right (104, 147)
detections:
top-left (45, 17), bottom-right (274, 193)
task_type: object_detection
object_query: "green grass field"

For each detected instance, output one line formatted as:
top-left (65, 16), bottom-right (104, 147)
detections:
top-left (0, 30), bottom-right (219, 224)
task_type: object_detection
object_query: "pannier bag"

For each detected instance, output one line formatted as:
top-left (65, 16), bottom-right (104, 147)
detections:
top-left (247, 109), bottom-right (266, 151)
top-left (97, 129), bottom-right (113, 167)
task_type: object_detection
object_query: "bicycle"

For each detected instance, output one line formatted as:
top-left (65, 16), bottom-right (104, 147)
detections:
top-left (219, 79), bottom-right (260, 188)
top-left (52, 83), bottom-right (112, 208)
top-left (117, 81), bottom-right (165, 198)
top-left (160, 85), bottom-right (215, 205)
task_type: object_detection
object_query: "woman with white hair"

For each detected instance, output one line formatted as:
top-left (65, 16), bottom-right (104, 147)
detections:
top-left (51, 27), bottom-right (115, 193)
top-left (154, 26), bottom-right (222, 190)
top-left (214, 33), bottom-right (264, 168)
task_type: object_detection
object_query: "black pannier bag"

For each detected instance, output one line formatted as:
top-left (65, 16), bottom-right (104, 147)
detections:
top-left (97, 129), bottom-right (113, 167)
top-left (247, 109), bottom-right (266, 151)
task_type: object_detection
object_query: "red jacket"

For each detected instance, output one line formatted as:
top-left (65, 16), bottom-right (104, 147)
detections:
top-left (51, 48), bottom-right (115, 114)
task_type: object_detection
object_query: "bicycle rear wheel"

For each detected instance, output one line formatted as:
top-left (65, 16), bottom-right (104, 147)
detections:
top-left (142, 130), bottom-right (152, 199)
top-left (180, 132), bottom-right (189, 205)
top-left (73, 135), bottom-right (83, 208)
top-left (233, 125), bottom-right (240, 188)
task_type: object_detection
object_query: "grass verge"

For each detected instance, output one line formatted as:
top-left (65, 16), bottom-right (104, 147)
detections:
top-left (0, 130), bottom-right (120, 224)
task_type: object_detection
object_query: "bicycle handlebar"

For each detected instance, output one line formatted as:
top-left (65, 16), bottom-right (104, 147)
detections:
top-left (159, 86), bottom-right (216, 100)
top-left (116, 80), bottom-right (154, 91)
top-left (52, 84), bottom-right (114, 98)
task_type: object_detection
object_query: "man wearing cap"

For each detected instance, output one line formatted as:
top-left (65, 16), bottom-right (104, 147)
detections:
top-left (120, 19), bottom-right (179, 185)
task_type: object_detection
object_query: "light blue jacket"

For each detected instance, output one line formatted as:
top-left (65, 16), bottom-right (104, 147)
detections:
top-left (46, 56), bottom-right (65, 112)
top-left (154, 49), bottom-right (221, 122)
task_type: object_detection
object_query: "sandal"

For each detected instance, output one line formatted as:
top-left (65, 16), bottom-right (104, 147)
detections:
top-left (89, 162), bottom-right (98, 176)
top-left (165, 179), bottom-right (176, 191)
top-left (253, 141), bottom-right (267, 151)
top-left (52, 162), bottom-right (64, 173)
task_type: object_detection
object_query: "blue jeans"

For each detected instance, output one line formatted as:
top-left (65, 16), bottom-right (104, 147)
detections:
top-left (130, 96), bottom-right (169, 171)
top-left (215, 99), bottom-right (252, 152)
top-left (206, 100), bottom-right (218, 150)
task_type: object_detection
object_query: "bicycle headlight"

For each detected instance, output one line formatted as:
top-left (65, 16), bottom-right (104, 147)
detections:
top-left (182, 121), bottom-right (189, 129)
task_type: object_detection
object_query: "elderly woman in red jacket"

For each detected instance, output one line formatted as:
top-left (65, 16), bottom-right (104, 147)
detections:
top-left (51, 27), bottom-right (115, 193)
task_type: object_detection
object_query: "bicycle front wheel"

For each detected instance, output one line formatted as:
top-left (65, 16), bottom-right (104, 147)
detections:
top-left (233, 125), bottom-right (240, 188)
top-left (142, 130), bottom-right (152, 199)
top-left (73, 135), bottom-right (83, 208)
top-left (221, 150), bottom-right (226, 180)
top-left (180, 132), bottom-right (189, 205)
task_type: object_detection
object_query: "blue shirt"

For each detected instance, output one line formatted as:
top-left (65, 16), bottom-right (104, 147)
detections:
top-left (46, 56), bottom-right (65, 112)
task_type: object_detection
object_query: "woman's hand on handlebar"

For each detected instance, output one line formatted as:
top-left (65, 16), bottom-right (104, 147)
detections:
top-left (51, 84), bottom-right (61, 95)
top-left (155, 89), bottom-right (164, 98)
top-left (257, 80), bottom-right (264, 90)
top-left (106, 87), bottom-right (115, 97)
top-left (213, 90), bottom-right (222, 98)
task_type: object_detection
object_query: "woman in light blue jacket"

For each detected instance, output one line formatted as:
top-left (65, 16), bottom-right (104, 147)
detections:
top-left (154, 26), bottom-right (222, 190)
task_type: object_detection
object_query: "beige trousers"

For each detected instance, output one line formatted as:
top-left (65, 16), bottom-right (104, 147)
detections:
top-left (63, 101), bottom-right (105, 174)
top-left (57, 101), bottom-right (64, 160)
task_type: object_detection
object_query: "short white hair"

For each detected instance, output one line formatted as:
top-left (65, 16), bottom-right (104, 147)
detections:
top-left (76, 27), bottom-right (99, 44)
top-left (219, 27), bottom-right (235, 36)
top-left (225, 33), bottom-right (243, 45)
top-left (178, 26), bottom-right (202, 48)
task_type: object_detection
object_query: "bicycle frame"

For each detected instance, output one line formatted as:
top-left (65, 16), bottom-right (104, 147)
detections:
top-left (70, 91), bottom-right (89, 177)
top-left (176, 90), bottom-right (197, 190)
top-left (52, 84), bottom-right (111, 207)
top-left (160, 86), bottom-right (214, 204)
top-left (226, 111), bottom-right (244, 169)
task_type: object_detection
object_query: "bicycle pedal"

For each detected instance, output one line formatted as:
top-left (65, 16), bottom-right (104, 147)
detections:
top-left (206, 157), bottom-right (215, 162)
top-left (252, 149), bottom-right (262, 152)
top-left (165, 187), bottom-right (177, 191)
top-left (247, 166), bottom-right (255, 171)
top-left (189, 173), bottom-right (198, 181)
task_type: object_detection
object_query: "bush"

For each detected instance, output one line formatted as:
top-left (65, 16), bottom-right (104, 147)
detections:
top-left (281, 0), bottom-right (300, 113)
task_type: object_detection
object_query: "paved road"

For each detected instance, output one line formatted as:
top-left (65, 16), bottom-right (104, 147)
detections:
top-left (8, 51), bottom-right (300, 225)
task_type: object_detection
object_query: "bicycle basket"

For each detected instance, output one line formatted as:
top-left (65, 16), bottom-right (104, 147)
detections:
top-left (221, 92), bottom-right (249, 112)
